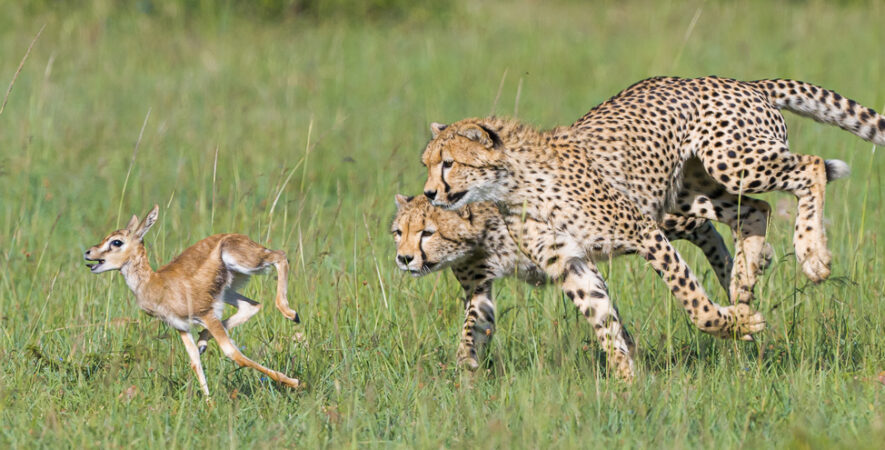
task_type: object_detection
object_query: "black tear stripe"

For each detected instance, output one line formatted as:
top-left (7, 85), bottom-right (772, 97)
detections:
top-left (441, 167), bottom-right (452, 193)
top-left (418, 239), bottom-right (427, 264)
top-left (436, 235), bottom-right (459, 245)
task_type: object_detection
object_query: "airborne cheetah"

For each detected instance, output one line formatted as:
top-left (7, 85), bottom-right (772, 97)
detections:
top-left (420, 76), bottom-right (882, 380)
top-left (392, 194), bottom-right (745, 370)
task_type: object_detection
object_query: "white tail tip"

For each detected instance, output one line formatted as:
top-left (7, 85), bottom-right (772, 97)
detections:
top-left (825, 159), bottom-right (851, 182)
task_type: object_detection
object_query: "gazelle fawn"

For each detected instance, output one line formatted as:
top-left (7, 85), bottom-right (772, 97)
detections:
top-left (84, 205), bottom-right (301, 397)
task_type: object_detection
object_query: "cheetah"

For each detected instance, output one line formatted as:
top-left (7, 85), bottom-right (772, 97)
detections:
top-left (392, 194), bottom-right (744, 371)
top-left (420, 76), bottom-right (883, 380)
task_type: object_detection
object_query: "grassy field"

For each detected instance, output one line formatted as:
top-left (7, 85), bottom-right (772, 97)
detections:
top-left (1, 0), bottom-right (884, 447)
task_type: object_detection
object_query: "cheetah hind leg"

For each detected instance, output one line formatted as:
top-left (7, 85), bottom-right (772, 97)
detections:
top-left (788, 157), bottom-right (849, 282)
top-left (676, 161), bottom-right (773, 305)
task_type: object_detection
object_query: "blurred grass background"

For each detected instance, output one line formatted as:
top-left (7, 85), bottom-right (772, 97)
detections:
top-left (0, 0), bottom-right (883, 447)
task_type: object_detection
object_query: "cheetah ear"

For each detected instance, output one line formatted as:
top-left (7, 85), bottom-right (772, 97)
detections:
top-left (458, 124), bottom-right (501, 149)
top-left (394, 194), bottom-right (413, 209)
top-left (458, 204), bottom-right (472, 221)
top-left (430, 122), bottom-right (447, 139)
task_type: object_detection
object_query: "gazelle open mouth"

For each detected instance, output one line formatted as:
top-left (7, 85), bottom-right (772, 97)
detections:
top-left (85, 258), bottom-right (105, 271)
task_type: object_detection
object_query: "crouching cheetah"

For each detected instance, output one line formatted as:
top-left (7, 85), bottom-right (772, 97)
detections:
top-left (392, 194), bottom-right (746, 370)
top-left (420, 76), bottom-right (884, 380)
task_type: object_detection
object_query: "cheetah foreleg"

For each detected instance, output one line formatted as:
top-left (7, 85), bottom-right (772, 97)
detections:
top-left (661, 216), bottom-right (734, 299)
top-left (640, 226), bottom-right (765, 340)
top-left (560, 259), bottom-right (635, 382)
top-left (455, 281), bottom-right (496, 371)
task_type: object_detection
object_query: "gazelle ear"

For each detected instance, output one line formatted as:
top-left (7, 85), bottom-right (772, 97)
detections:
top-left (134, 205), bottom-right (159, 241)
top-left (126, 214), bottom-right (140, 232)
top-left (458, 124), bottom-right (499, 149)
top-left (430, 122), bottom-right (447, 139)
top-left (394, 194), bottom-right (413, 209)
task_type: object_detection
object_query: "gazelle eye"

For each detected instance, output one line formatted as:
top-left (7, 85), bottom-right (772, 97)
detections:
top-left (421, 230), bottom-right (435, 237)
top-left (111, 240), bottom-right (124, 248)
top-left (442, 160), bottom-right (453, 169)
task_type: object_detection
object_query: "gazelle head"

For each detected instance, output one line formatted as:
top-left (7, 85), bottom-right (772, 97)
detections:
top-left (84, 205), bottom-right (158, 274)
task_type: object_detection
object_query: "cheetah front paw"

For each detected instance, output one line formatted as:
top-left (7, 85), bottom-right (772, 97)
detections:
top-left (798, 246), bottom-right (831, 283)
top-left (456, 346), bottom-right (480, 371)
top-left (707, 304), bottom-right (766, 340)
top-left (731, 304), bottom-right (766, 340)
top-left (609, 351), bottom-right (635, 383)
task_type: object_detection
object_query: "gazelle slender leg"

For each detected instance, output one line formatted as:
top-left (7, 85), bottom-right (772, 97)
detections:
top-left (179, 330), bottom-right (210, 397)
top-left (222, 239), bottom-right (299, 323)
top-left (268, 251), bottom-right (299, 322)
top-left (197, 292), bottom-right (262, 354)
top-left (201, 313), bottom-right (300, 389)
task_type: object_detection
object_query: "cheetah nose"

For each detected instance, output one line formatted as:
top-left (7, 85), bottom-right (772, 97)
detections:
top-left (84, 249), bottom-right (91, 257)
top-left (424, 190), bottom-right (437, 200)
top-left (397, 255), bottom-right (414, 265)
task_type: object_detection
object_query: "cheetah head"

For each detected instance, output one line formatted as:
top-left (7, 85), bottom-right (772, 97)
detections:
top-left (420, 120), bottom-right (509, 210)
top-left (391, 194), bottom-right (479, 277)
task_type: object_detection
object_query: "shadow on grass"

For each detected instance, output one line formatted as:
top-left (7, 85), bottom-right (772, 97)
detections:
top-left (26, 345), bottom-right (113, 379)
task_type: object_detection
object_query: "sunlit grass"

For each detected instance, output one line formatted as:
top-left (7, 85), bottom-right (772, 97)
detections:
top-left (0, 1), bottom-right (883, 448)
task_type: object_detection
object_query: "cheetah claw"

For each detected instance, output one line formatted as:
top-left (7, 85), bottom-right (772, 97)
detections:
top-left (758, 242), bottom-right (775, 273)
top-left (707, 304), bottom-right (766, 340)
top-left (800, 253), bottom-right (831, 283)
top-left (458, 356), bottom-right (480, 371)
top-left (798, 242), bottom-right (832, 283)
top-left (456, 345), bottom-right (480, 371)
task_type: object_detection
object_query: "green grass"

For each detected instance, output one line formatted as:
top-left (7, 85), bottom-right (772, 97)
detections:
top-left (1, 0), bottom-right (884, 447)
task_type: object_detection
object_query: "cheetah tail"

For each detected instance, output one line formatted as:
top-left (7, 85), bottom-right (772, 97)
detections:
top-left (825, 159), bottom-right (850, 182)
top-left (751, 79), bottom-right (885, 146)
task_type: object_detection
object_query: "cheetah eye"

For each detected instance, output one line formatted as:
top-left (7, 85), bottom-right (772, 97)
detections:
top-left (442, 160), bottom-right (453, 169)
top-left (111, 239), bottom-right (124, 248)
top-left (421, 230), bottom-right (435, 238)
top-left (393, 230), bottom-right (402, 237)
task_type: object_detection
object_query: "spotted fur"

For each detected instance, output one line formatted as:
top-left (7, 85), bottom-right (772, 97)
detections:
top-left (421, 76), bottom-right (882, 380)
top-left (392, 194), bottom-right (743, 371)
